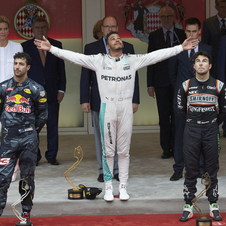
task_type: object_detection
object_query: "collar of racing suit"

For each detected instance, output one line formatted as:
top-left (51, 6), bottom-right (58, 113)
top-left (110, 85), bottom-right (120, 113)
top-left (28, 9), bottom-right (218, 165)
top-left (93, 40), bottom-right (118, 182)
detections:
top-left (107, 54), bottom-right (124, 62)
top-left (12, 76), bottom-right (29, 86)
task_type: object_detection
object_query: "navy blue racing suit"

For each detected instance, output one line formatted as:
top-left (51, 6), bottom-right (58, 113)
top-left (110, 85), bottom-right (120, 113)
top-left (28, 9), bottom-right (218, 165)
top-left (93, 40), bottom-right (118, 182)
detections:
top-left (0, 77), bottom-right (48, 215)
top-left (177, 76), bottom-right (226, 204)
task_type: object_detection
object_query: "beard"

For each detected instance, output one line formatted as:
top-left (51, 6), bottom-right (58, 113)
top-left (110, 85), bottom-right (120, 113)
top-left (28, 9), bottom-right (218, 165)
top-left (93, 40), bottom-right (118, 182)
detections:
top-left (109, 43), bottom-right (124, 51)
top-left (14, 70), bottom-right (26, 77)
top-left (196, 69), bottom-right (208, 76)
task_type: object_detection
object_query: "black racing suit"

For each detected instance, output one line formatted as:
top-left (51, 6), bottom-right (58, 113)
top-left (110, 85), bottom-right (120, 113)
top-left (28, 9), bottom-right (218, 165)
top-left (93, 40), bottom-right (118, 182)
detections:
top-left (177, 76), bottom-right (226, 204)
top-left (0, 77), bottom-right (48, 215)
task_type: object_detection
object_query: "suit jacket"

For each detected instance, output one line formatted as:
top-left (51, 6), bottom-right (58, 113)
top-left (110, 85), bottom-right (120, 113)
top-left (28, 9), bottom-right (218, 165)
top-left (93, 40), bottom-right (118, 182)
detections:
top-left (217, 35), bottom-right (226, 83)
top-left (169, 42), bottom-right (212, 93)
top-left (22, 38), bottom-right (66, 102)
top-left (201, 15), bottom-right (222, 78)
top-left (80, 38), bottom-right (140, 112)
top-left (147, 27), bottom-right (186, 88)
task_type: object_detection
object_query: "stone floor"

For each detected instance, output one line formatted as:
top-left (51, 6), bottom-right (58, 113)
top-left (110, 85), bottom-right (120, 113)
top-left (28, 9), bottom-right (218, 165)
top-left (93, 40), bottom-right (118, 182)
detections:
top-left (2, 132), bottom-right (226, 217)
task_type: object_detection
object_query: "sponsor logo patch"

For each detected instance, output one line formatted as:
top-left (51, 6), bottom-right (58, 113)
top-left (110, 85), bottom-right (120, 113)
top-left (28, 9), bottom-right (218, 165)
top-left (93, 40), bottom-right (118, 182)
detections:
top-left (6, 87), bottom-right (14, 92)
top-left (0, 158), bottom-right (11, 165)
top-left (7, 95), bottom-right (29, 104)
top-left (103, 66), bottom-right (112, 70)
top-left (40, 91), bottom-right (45, 97)
top-left (197, 121), bottom-right (209, 124)
top-left (123, 66), bottom-right (130, 70)
top-left (5, 104), bottom-right (31, 113)
top-left (39, 98), bottom-right (47, 103)
top-left (24, 88), bottom-right (31, 94)
top-left (107, 123), bottom-right (113, 144)
top-left (101, 75), bottom-right (132, 82)
top-left (189, 86), bottom-right (198, 90)
top-left (207, 86), bottom-right (216, 90)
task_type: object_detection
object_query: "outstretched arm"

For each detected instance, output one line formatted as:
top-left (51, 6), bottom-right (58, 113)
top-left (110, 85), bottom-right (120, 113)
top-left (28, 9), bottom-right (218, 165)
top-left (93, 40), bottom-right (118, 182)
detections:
top-left (134, 36), bottom-right (199, 71)
top-left (34, 36), bottom-right (98, 71)
top-left (181, 36), bottom-right (199, 51)
top-left (34, 36), bottom-right (52, 51)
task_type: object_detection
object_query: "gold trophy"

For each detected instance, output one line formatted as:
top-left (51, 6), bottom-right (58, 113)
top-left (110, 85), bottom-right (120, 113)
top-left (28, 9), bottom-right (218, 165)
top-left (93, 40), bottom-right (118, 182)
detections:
top-left (64, 146), bottom-right (84, 199)
top-left (12, 179), bottom-right (32, 226)
top-left (191, 172), bottom-right (212, 226)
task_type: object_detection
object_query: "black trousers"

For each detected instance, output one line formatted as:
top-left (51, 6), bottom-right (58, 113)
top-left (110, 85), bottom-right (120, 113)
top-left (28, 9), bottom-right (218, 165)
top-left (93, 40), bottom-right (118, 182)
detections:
top-left (155, 85), bottom-right (174, 151)
top-left (183, 123), bottom-right (220, 203)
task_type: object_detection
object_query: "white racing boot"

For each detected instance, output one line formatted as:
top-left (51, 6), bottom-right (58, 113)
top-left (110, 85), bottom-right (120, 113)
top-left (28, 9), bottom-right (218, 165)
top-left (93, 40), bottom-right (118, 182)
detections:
top-left (209, 203), bottom-right (222, 221)
top-left (119, 183), bottom-right (130, 201)
top-left (104, 180), bottom-right (114, 202)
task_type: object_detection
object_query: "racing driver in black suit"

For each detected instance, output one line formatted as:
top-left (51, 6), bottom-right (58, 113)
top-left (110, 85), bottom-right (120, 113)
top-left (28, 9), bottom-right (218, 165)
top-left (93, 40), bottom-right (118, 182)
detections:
top-left (178, 51), bottom-right (226, 222)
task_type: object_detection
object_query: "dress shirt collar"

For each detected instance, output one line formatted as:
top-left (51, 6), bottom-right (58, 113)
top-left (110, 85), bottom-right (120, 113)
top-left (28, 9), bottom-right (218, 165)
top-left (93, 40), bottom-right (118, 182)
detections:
top-left (102, 37), bottom-right (109, 54)
top-left (188, 45), bottom-right (199, 57)
top-left (162, 26), bottom-right (174, 35)
top-left (217, 14), bottom-right (226, 27)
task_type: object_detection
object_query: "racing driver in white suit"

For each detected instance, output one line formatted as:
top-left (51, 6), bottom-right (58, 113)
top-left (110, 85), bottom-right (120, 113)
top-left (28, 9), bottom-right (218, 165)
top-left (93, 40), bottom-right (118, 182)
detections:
top-left (34, 31), bottom-right (198, 202)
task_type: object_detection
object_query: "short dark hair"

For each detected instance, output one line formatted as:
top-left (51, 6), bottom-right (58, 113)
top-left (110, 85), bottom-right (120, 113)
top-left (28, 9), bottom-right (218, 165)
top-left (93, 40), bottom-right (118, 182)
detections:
top-left (193, 51), bottom-right (212, 64)
top-left (102, 16), bottom-right (118, 26)
top-left (32, 17), bottom-right (49, 29)
top-left (13, 52), bottom-right (32, 66)
top-left (216, 0), bottom-right (226, 6)
top-left (106, 31), bottom-right (119, 45)
top-left (185, 17), bottom-right (201, 30)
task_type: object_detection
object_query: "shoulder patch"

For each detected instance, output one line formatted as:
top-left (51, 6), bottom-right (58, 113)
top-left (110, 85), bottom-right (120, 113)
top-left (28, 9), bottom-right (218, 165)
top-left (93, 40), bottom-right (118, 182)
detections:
top-left (216, 80), bottom-right (224, 93)
top-left (182, 79), bottom-right (190, 92)
top-left (39, 98), bottom-right (47, 103)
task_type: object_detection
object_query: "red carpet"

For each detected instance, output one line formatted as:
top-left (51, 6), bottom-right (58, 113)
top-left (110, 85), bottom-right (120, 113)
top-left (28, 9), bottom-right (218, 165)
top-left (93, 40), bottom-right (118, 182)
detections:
top-left (1, 213), bottom-right (226, 226)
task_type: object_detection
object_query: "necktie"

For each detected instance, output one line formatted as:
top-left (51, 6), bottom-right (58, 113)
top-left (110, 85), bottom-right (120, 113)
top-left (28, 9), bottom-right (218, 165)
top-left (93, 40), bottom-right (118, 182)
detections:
top-left (221, 19), bottom-right (226, 36)
top-left (190, 49), bottom-right (196, 75)
top-left (39, 49), bottom-right (46, 67)
top-left (166, 30), bottom-right (171, 47)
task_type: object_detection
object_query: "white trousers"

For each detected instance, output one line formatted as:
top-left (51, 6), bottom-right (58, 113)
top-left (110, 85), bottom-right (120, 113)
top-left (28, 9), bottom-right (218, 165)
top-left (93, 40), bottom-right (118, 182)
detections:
top-left (99, 102), bottom-right (133, 183)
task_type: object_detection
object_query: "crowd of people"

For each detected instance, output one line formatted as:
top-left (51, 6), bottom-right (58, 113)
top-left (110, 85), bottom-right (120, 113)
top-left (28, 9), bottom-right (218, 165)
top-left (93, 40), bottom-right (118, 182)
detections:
top-left (1, 0), bottom-right (226, 224)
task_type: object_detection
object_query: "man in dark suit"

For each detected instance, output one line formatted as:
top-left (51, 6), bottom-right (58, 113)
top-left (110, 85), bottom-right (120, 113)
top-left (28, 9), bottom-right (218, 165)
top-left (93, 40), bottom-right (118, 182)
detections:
top-left (80, 16), bottom-right (140, 182)
top-left (22, 17), bottom-right (66, 165)
top-left (202, 0), bottom-right (226, 79)
top-left (218, 35), bottom-right (226, 83)
top-left (169, 17), bottom-right (212, 181)
top-left (147, 6), bottom-right (186, 160)
top-left (202, 0), bottom-right (226, 136)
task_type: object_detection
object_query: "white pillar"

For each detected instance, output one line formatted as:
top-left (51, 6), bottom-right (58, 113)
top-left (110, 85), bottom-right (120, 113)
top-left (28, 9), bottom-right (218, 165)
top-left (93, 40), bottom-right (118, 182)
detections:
top-left (81, 0), bottom-right (105, 134)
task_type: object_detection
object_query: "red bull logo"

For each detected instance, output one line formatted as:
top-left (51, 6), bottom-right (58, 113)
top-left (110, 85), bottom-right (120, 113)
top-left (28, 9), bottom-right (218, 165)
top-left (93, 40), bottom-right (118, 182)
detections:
top-left (7, 94), bottom-right (30, 105)
top-left (6, 94), bottom-right (31, 113)
top-left (5, 104), bottom-right (31, 113)
top-left (7, 96), bottom-right (17, 103)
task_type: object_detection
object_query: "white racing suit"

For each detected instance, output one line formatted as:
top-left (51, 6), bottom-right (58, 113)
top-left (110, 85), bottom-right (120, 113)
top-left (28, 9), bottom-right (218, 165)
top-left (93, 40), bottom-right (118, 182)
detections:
top-left (50, 44), bottom-right (183, 183)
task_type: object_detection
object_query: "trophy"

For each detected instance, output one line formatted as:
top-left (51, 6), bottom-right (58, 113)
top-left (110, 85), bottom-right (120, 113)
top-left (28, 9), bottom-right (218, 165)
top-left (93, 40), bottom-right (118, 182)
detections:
top-left (64, 146), bottom-right (84, 199)
top-left (191, 172), bottom-right (212, 226)
top-left (11, 179), bottom-right (32, 226)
